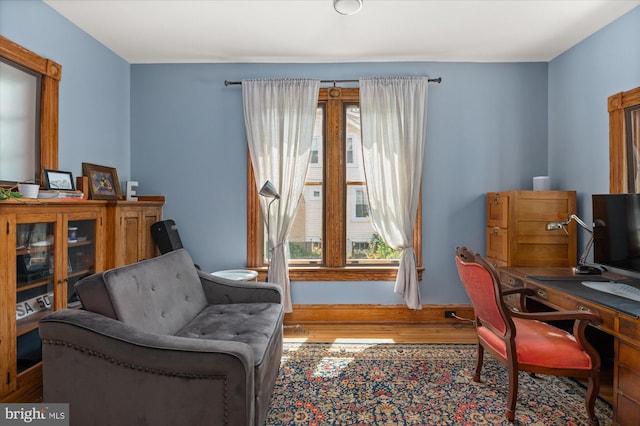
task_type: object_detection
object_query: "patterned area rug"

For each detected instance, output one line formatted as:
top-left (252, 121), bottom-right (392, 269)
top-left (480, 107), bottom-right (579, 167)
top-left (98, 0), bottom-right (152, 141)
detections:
top-left (266, 342), bottom-right (612, 425)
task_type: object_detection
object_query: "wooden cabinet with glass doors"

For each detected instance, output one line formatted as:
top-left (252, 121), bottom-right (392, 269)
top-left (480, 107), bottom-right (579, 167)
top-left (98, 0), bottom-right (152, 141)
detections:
top-left (0, 201), bottom-right (105, 402)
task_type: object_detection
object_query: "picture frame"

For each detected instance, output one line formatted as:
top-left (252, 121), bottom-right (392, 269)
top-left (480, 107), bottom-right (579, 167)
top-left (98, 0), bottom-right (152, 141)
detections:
top-left (43, 169), bottom-right (75, 190)
top-left (81, 162), bottom-right (122, 200)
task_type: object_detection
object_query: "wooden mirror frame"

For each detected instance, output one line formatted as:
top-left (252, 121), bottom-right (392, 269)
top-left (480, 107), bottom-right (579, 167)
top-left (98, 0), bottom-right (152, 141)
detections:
top-left (0, 35), bottom-right (61, 186)
top-left (609, 86), bottom-right (640, 193)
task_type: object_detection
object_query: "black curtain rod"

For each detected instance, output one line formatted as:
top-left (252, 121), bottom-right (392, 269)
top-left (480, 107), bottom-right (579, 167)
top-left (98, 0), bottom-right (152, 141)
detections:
top-left (224, 77), bottom-right (441, 86)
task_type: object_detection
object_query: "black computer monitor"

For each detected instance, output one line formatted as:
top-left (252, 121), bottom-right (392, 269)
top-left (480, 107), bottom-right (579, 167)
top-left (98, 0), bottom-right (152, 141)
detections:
top-left (593, 193), bottom-right (640, 277)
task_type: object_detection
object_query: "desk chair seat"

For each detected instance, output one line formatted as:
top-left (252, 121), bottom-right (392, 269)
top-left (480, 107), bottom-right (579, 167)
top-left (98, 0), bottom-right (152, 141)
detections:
top-left (455, 247), bottom-right (602, 425)
top-left (478, 317), bottom-right (594, 370)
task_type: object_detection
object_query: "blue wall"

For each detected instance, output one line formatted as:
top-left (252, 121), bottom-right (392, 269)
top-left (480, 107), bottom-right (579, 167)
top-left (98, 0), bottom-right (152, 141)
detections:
top-left (130, 61), bottom-right (548, 304)
top-left (548, 6), bottom-right (640, 255)
top-left (0, 0), bottom-right (131, 183)
top-left (3, 1), bottom-right (639, 305)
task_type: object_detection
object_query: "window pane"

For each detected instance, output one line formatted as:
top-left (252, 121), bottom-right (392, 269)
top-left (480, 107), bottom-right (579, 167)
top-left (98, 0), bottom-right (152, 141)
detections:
top-left (345, 105), bottom-right (401, 262)
top-left (346, 137), bottom-right (354, 164)
top-left (0, 60), bottom-right (39, 182)
top-left (288, 106), bottom-right (324, 261)
top-left (310, 137), bottom-right (319, 164)
top-left (354, 188), bottom-right (369, 218)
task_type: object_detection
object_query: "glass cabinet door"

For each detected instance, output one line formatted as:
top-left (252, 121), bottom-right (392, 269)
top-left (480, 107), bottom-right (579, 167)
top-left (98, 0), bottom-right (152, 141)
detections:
top-left (15, 221), bottom-right (55, 373)
top-left (1, 203), bottom-right (109, 402)
top-left (66, 219), bottom-right (97, 307)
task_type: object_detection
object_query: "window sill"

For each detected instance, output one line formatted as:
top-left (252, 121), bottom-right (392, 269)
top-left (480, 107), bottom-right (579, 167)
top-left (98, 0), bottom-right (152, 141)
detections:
top-left (249, 266), bottom-right (424, 282)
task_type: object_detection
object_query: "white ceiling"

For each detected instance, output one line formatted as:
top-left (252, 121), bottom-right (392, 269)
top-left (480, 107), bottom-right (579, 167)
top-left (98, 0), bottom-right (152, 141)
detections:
top-left (44, 0), bottom-right (640, 64)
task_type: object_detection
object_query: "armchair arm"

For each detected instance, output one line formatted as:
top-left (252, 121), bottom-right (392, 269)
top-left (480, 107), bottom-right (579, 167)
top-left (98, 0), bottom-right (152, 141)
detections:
top-left (501, 288), bottom-right (535, 297)
top-left (40, 309), bottom-right (255, 426)
top-left (501, 288), bottom-right (535, 313)
top-left (198, 270), bottom-right (282, 305)
top-left (510, 309), bottom-right (601, 324)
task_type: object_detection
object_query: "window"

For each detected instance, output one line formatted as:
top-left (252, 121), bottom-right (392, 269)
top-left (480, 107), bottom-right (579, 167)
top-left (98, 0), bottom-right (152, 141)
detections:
top-left (0, 60), bottom-right (39, 183)
top-left (346, 137), bottom-right (354, 164)
top-left (353, 188), bottom-right (369, 219)
top-left (0, 36), bottom-right (61, 186)
top-left (350, 241), bottom-right (370, 258)
top-left (310, 137), bottom-right (319, 164)
top-left (609, 86), bottom-right (640, 193)
top-left (247, 87), bottom-right (423, 281)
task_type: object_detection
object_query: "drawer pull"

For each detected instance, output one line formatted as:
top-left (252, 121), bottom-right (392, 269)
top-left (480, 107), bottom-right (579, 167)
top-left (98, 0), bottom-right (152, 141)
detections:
top-left (493, 228), bottom-right (499, 236)
top-left (493, 198), bottom-right (499, 205)
top-left (536, 289), bottom-right (548, 299)
top-left (508, 277), bottom-right (515, 285)
top-left (578, 306), bottom-right (591, 312)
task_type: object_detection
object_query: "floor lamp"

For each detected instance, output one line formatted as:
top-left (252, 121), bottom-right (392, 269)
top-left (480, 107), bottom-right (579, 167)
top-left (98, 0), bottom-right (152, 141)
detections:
top-left (259, 180), bottom-right (280, 281)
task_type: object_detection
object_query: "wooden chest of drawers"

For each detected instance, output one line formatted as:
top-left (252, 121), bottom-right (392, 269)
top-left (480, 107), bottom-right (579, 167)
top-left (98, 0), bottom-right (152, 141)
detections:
top-left (486, 191), bottom-right (577, 268)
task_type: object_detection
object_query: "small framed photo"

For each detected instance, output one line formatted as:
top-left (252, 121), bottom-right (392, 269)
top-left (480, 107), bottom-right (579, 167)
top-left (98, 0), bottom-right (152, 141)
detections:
top-left (43, 169), bottom-right (75, 190)
top-left (82, 162), bottom-right (122, 200)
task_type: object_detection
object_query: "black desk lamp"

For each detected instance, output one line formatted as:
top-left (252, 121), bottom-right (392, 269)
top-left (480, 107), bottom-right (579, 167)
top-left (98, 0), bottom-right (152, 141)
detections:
top-left (546, 214), bottom-right (601, 275)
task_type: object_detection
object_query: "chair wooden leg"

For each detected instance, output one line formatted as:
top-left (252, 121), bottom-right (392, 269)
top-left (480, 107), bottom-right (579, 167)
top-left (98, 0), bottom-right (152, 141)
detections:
top-left (506, 364), bottom-right (518, 422)
top-left (506, 409), bottom-right (515, 422)
top-left (585, 373), bottom-right (600, 426)
top-left (473, 344), bottom-right (484, 382)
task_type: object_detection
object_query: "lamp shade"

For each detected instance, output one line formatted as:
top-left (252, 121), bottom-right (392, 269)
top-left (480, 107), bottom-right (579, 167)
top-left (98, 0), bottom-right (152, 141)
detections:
top-left (259, 180), bottom-right (280, 199)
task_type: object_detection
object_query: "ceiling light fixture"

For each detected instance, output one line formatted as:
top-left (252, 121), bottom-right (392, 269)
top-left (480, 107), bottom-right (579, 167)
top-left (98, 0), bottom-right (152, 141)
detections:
top-left (334, 0), bottom-right (363, 16)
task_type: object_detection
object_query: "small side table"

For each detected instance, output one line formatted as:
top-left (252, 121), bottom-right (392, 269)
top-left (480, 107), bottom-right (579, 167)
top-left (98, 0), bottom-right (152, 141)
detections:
top-left (211, 269), bottom-right (258, 282)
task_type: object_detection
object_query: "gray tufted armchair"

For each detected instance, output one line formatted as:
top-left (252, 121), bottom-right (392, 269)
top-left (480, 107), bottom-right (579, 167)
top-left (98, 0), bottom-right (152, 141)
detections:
top-left (39, 249), bottom-right (283, 426)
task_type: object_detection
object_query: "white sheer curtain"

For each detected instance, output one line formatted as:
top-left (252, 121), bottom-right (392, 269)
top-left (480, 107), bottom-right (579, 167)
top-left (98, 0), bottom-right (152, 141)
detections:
top-left (242, 79), bottom-right (320, 313)
top-left (359, 77), bottom-right (429, 310)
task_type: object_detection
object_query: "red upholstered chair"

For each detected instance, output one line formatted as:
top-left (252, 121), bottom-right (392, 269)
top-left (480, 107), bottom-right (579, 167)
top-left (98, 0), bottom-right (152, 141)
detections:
top-left (455, 247), bottom-right (602, 425)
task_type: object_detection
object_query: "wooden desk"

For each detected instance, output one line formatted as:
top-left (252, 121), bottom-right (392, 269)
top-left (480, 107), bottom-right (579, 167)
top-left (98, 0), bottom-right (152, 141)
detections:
top-left (499, 267), bottom-right (640, 426)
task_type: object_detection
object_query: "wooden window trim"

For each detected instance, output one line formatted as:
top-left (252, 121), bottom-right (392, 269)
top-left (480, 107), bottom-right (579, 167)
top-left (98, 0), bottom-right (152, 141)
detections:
top-left (0, 36), bottom-right (61, 185)
top-left (609, 86), bottom-right (640, 193)
top-left (246, 87), bottom-right (423, 281)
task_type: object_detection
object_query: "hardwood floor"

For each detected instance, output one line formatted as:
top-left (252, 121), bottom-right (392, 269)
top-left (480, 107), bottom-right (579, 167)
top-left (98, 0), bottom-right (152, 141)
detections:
top-left (283, 321), bottom-right (478, 344)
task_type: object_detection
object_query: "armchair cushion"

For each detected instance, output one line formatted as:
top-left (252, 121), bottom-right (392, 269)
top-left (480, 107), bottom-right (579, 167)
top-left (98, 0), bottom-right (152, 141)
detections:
top-left (177, 303), bottom-right (282, 366)
top-left (74, 272), bottom-right (117, 319)
top-left (477, 318), bottom-right (593, 370)
top-left (102, 249), bottom-right (208, 335)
